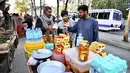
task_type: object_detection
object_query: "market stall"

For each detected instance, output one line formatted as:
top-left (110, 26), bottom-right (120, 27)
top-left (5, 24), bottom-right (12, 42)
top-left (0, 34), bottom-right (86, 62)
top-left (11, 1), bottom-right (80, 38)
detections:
top-left (24, 28), bottom-right (128, 73)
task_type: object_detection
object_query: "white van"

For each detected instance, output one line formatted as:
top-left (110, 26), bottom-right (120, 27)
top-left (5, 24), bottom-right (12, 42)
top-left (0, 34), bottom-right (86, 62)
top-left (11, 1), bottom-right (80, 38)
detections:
top-left (89, 9), bottom-right (122, 31)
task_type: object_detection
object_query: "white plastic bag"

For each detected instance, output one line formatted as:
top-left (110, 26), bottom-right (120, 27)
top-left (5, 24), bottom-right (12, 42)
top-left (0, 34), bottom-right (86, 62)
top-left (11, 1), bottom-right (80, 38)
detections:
top-left (28, 57), bottom-right (38, 65)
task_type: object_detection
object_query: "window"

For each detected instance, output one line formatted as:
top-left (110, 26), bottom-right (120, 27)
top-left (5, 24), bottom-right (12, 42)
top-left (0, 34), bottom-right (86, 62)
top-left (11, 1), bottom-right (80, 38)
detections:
top-left (113, 13), bottom-right (122, 21)
top-left (98, 12), bottom-right (110, 19)
top-left (91, 13), bottom-right (98, 19)
top-left (104, 12), bottom-right (110, 19)
top-left (98, 13), bottom-right (104, 19)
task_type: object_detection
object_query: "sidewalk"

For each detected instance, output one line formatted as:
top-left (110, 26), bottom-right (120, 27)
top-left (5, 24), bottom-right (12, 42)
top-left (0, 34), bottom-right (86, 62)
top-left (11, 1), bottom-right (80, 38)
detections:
top-left (99, 32), bottom-right (130, 51)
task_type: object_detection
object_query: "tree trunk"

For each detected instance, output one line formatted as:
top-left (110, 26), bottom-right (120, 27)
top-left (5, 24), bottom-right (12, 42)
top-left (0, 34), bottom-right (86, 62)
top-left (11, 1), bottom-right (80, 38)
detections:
top-left (43, 0), bottom-right (45, 8)
top-left (83, 0), bottom-right (86, 5)
top-left (78, 0), bottom-right (80, 7)
top-left (63, 0), bottom-right (65, 7)
top-left (123, 10), bottom-right (130, 42)
top-left (57, 0), bottom-right (59, 22)
top-left (40, 0), bottom-right (42, 16)
top-left (33, 0), bottom-right (37, 15)
top-left (30, 0), bottom-right (34, 15)
top-left (65, 0), bottom-right (69, 11)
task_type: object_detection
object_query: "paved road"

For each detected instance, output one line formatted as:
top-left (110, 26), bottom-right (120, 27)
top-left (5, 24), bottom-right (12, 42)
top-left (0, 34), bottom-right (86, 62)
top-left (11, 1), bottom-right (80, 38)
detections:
top-left (9, 37), bottom-right (130, 73)
top-left (10, 37), bottom-right (28, 73)
top-left (106, 30), bottom-right (130, 37)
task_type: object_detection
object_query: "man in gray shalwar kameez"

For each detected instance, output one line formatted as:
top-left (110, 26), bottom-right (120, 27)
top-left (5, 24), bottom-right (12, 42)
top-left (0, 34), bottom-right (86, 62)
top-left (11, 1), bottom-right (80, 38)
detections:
top-left (36, 6), bottom-right (54, 38)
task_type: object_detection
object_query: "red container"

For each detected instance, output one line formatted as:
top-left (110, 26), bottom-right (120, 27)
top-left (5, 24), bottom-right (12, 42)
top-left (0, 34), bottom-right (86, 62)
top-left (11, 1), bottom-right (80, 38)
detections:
top-left (17, 25), bottom-right (26, 37)
top-left (51, 49), bottom-right (65, 65)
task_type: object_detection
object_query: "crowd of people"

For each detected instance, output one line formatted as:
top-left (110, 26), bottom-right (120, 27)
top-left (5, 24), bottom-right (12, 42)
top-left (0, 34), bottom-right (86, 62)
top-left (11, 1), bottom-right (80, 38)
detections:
top-left (11, 13), bottom-right (33, 31)
top-left (34, 5), bottom-right (99, 45)
top-left (11, 4), bottom-right (99, 46)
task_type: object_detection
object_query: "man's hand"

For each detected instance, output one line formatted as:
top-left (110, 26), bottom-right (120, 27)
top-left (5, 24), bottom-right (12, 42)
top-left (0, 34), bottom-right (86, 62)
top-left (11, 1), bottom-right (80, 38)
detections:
top-left (62, 30), bottom-right (68, 35)
top-left (48, 26), bottom-right (54, 32)
top-left (64, 23), bottom-right (70, 27)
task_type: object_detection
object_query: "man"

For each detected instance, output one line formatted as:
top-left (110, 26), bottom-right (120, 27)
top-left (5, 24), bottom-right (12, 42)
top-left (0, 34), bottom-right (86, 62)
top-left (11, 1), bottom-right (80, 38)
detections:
top-left (58, 10), bottom-right (75, 47)
top-left (36, 6), bottom-right (54, 37)
top-left (72, 14), bottom-right (76, 21)
top-left (23, 14), bottom-right (33, 29)
top-left (12, 13), bottom-right (23, 31)
top-left (64, 5), bottom-right (99, 43)
top-left (15, 13), bottom-right (23, 25)
top-left (12, 13), bottom-right (17, 31)
top-left (58, 10), bottom-right (75, 34)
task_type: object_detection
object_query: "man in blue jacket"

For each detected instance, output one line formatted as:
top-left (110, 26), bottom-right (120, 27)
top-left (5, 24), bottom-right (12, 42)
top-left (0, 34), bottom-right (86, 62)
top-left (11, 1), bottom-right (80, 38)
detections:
top-left (64, 5), bottom-right (99, 43)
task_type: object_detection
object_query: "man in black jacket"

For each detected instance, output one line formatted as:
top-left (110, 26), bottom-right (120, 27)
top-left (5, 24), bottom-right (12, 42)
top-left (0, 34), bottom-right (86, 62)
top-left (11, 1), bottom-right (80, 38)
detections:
top-left (23, 14), bottom-right (33, 29)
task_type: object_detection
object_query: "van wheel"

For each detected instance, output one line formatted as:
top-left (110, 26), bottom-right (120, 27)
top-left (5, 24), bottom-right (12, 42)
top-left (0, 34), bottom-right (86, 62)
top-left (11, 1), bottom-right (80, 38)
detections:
top-left (120, 24), bottom-right (125, 30)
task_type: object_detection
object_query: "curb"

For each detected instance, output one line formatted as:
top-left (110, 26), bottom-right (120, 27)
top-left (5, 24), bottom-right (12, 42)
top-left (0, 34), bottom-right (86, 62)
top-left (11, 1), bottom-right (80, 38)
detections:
top-left (100, 39), bottom-right (130, 51)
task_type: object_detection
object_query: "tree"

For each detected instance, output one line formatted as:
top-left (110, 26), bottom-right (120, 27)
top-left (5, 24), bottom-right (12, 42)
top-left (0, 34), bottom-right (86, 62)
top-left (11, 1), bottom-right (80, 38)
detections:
top-left (91, 0), bottom-right (128, 19)
top-left (123, 1), bottom-right (130, 42)
top-left (57, 0), bottom-right (60, 21)
top-left (15, 0), bottom-right (29, 13)
top-left (123, 10), bottom-right (130, 42)
top-left (30, 0), bottom-right (34, 15)
top-left (33, 0), bottom-right (37, 15)
top-left (65, 0), bottom-right (69, 10)
top-left (40, 0), bottom-right (42, 16)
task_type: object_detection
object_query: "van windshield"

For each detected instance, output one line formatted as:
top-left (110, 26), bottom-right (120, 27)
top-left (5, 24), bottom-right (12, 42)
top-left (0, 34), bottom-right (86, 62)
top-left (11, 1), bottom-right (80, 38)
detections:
top-left (113, 13), bottom-right (122, 21)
